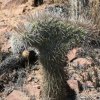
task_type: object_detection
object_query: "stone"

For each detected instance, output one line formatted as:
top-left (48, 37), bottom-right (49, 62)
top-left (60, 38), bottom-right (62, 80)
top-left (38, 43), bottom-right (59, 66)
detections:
top-left (85, 81), bottom-right (94, 88)
top-left (67, 79), bottom-right (82, 93)
top-left (72, 57), bottom-right (93, 68)
top-left (67, 48), bottom-right (82, 62)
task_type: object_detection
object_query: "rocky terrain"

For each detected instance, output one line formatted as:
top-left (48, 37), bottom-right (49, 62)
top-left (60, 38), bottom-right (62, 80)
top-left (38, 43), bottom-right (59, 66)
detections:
top-left (0, 0), bottom-right (100, 100)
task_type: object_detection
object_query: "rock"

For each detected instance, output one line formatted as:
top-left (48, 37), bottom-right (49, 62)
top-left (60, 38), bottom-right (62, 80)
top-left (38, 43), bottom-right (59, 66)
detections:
top-left (27, 75), bottom-right (33, 82)
top-left (6, 90), bottom-right (29, 100)
top-left (85, 81), bottom-right (94, 88)
top-left (67, 79), bottom-right (83, 93)
top-left (72, 57), bottom-right (93, 68)
top-left (67, 48), bottom-right (82, 62)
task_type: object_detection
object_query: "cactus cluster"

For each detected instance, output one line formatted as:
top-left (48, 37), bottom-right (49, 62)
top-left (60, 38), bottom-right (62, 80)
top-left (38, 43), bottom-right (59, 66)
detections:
top-left (12, 16), bottom-right (87, 100)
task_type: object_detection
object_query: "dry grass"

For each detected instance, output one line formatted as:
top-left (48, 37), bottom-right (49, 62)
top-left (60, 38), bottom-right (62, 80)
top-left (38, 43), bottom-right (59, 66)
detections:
top-left (48, 0), bottom-right (100, 29)
top-left (89, 0), bottom-right (100, 28)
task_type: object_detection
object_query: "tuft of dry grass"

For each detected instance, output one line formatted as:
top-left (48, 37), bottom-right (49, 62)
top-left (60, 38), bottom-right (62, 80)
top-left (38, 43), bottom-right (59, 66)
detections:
top-left (89, 0), bottom-right (100, 28)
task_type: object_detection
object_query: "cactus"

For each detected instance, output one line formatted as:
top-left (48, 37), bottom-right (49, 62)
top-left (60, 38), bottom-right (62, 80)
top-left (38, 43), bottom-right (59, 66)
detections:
top-left (12, 16), bottom-right (87, 100)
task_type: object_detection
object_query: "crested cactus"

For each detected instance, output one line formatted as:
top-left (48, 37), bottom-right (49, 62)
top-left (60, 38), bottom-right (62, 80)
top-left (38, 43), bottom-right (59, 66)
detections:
top-left (12, 16), bottom-right (87, 100)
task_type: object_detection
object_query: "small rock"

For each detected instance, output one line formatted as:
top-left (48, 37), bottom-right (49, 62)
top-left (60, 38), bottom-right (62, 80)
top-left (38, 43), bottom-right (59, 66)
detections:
top-left (67, 79), bottom-right (83, 93)
top-left (72, 57), bottom-right (93, 68)
top-left (27, 76), bottom-right (33, 82)
top-left (85, 81), bottom-right (94, 88)
top-left (67, 48), bottom-right (82, 62)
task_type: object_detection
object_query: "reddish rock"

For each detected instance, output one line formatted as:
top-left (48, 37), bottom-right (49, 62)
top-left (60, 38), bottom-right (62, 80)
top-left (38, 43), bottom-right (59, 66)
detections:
top-left (72, 57), bottom-right (93, 68)
top-left (27, 75), bottom-right (33, 82)
top-left (67, 79), bottom-right (82, 93)
top-left (6, 90), bottom-right (29, 100)
top-left (67, 48), bottom-right (82, 62)
top-left (85, 81), bottom-right (94, 88)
